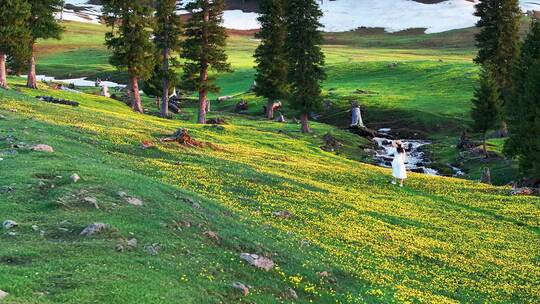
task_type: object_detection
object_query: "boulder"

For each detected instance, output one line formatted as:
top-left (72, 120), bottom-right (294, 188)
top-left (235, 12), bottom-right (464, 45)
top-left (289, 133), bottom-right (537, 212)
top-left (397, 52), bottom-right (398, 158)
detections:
top-left (70, 173), bottom-right (81, 183)
top-left (0, 289), bottom-right (8, 300)
top-left (144, 243), bottom-right (161, 256)
top-left (232, 282), bottom-right (250, 296)
top-left (117, 191), bottom-right (143, 206)
top-left (31, 144), bottom-right (54, 153)
top-left (80, 223), bottom-right (108, 236)
top-left (2, 220), bottom-right (18, 230)
top-left (127, 238), bottom-right (138, 248)
top-left (240, 253), bottom-right (275, 271)
top-left (203, 231), bottom-right (220, 241)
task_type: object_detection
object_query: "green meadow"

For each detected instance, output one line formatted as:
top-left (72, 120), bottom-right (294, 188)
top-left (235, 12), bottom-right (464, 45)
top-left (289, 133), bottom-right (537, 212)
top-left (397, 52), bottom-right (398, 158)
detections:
top-left (0, 21), bottom-right (538, 303)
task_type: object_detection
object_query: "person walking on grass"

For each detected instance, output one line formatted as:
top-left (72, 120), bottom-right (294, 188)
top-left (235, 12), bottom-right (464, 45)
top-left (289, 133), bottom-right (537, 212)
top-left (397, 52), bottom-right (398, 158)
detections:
top-left (389, 140), bottom-right (407, 187)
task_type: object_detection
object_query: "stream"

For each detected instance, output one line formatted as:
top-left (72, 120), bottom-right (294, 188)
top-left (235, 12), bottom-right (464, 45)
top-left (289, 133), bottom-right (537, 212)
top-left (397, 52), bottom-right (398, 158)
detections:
top-left (371, 128), bottom-right (465, 177)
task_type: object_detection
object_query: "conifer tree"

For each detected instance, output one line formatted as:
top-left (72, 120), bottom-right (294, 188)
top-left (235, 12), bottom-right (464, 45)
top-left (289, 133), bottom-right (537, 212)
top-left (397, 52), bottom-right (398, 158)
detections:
top-left (284, 0), bottom-right (326, 133)
top-left (505, 20), bottom-right (540, 179)
top-left (471, 69), bottom-right (503, 157)
top-left (142, 63), bottom-right (178, 110)
top-left (181, 0), bottom-right (231, 124)
top-left (0, 0), bottom-right (32, 89)
top-left (253, 0), bottom-right (288, 120)
top-left (103, 0), bottom-right (155, 113)
top-left (154, 0), bottom-right (183, 118)
top-left (474, 0), bottom-right (521, 103)
top-left (26, 0), bottom-right (64, 89)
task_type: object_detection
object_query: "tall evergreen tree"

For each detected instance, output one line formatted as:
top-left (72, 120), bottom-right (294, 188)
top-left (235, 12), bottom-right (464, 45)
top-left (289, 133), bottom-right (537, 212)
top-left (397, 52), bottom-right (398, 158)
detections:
top-left (505, 20), bottom-right (540, 179)
top-left (253, 0), bottom-right (288, 120)
top-left (471, 69), bottom-right (503, 157)
top-left (181, 0), bottom-right (232, 124)
top-left (0, 0), bottom-right (32, 89)
top-left (154, 0), bottom-right (183, 118)
top-left (26, 0), bottom-right (64, 89)
top-left (103, 0), bottom-right (155, 113)
top-left (284, 0), bottom-right (326, 133)
top-left (474, 0), bottom-right (521, 105)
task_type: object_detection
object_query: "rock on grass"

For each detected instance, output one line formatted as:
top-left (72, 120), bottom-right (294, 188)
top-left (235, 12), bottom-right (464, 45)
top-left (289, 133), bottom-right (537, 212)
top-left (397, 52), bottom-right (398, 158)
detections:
top-left (240, 253), bottom-right (275, 271)
top-left (0, 289), bottom-right (8, 300)
top-left (2, 220), bottom-right (18, 230)
top-left (231, 282), bottom-right (250, 296)
top-left (80, 223), bottom-right (108, 236)
top-left (31, 144), bottom-right (54, 153)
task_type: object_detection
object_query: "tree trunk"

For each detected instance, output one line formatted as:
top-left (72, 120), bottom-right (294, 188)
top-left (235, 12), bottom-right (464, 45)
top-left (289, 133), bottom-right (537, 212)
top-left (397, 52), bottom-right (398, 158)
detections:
top-left (130, 75), bottom-right (144, 113)
top-left (483, 132), bottom-right (488, 158)
top-left (300, 113), bottom-right (311, 133)
top-left (161, 42), bottom-right (170, 118)
top-left (198, 4), bottom-right (210, 124)
top-left (0, 52), bottom-right (7, 89)
top-left (266, 99), bottom-right (274, 120)
top-left (27, 45), bottom-right (37, 89)
top-left (198, 70), bottom-right (208, 124)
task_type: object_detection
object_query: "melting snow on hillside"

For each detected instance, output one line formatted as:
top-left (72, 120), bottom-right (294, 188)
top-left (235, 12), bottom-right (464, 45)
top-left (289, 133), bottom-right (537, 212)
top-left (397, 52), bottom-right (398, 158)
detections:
top-left (63, 0), bottom-right (540, 33)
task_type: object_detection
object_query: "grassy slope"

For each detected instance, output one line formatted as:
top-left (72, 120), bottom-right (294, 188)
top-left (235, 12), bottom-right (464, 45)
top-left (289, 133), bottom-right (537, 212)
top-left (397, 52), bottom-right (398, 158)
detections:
top-left (1, 76), bottom-right (540, 303)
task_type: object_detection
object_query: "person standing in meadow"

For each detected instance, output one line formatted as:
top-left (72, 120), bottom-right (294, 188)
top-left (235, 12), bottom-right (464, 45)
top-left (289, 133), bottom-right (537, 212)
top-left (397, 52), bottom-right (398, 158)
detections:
top-left (390, 140), bottom-right (407, 187)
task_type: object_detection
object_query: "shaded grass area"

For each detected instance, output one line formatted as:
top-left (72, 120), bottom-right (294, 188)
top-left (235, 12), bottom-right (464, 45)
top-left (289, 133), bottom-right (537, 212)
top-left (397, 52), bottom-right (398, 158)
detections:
top-left (1, 78), bottom-right (539, 303)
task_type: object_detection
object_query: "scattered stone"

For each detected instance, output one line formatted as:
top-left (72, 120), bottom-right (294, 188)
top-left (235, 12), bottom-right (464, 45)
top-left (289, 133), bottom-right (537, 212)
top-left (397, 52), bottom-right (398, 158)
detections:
top-left (272, 210), bottom-right (293, 219)
top-left (203, 230), bottom-right (220, 241)
top-left (0, 114), bottom-right (6, 120)
top-left (285, 288), bottom-right (298, 300)
top-left (144, 243), bottom-right (161, 256)
top-left (127, 238), bottom-right (138, 248)
top-left (321, 133), bottom-right (343, 152)
top-left (206, 117), bottom-right (226, 125)
top-left (83, 197), bottom-right (99, 209)
top-left (2, 220), bottom-right (18, 230)
top-left (317, 271), bottom-right (330, 277)
top-left (80, 223), bottom-right (108, 236)
top-left (117, 191), bottom-right (143, 206)
top-left (240, 253), bottom-right (275, 271)
top-left (70, 173), bottom-right (81, 183)
top-left (510, 187), bottom-right (534, 196)
top-left (235, 100), bottom-right (249, 113)
top-left (141, 141), bottom-right (155, 149)
top-left (231, 282), bottom-right (250, 296)
top-left (7, 232), bottom-right (17, 236)
top-left (115, 244), bottom-right (125, 252)
top-left (0, 289), bottom-right (8, 300)
top-left (31, 144), bottom-right (54, 153)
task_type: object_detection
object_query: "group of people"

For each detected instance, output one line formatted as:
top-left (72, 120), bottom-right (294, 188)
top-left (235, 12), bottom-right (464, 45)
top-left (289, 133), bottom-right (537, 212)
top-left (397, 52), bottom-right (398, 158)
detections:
top-left (349, 101), bottom-right (408, 187)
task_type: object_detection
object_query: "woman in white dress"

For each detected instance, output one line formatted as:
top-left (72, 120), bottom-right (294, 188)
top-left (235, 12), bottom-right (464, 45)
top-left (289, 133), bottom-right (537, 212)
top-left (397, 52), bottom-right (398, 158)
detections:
top-left (390, 140), bottom-right (407, 187)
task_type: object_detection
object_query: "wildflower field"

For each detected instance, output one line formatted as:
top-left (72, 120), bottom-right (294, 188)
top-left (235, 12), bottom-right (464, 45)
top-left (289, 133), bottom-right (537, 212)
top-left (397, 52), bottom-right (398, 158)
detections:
top-left (0, 21), bottom-right (539, 303)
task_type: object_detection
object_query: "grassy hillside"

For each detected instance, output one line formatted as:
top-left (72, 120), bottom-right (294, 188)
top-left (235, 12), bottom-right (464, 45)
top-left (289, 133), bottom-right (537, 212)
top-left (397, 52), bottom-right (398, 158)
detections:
top-left (1, 74), bottom-right (540, 303)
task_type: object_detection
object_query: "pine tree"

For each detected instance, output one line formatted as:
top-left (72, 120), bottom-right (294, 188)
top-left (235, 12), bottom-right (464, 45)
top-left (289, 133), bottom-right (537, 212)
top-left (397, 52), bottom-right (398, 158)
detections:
top-left (181, 0), bottom-right (232, 124)
top-left (154, 0), bottom-right (183, 118)
top-left (284, 0), bottom-right (326, 133)
top-left (253, 0), bottom-right (288, 120)
top-left (0, 0), bottom-right (32, 89)
top-left (471, 70), bottom-right (503, 157)
top-left (103, 0), bottom-right (155, 113)
top-left (26, 0), bottom-right (64, 89)
top-left (474, 0), bottom-right (521, 103)
top-left (505, 20), bottom-right (540, 179)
